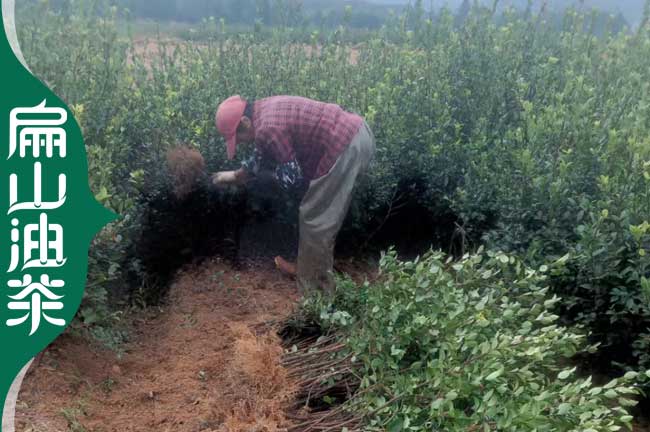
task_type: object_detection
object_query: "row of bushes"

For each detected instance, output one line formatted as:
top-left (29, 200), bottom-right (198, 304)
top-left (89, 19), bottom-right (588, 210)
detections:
top-left (16, 0), bottom-right (650, 372)
top-left (293, 249), bottom-right (650, 431)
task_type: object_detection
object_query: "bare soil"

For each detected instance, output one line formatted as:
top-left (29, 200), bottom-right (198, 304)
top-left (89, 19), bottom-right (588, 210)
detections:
top-left (15, 259), bottom-right (299, 432)
top-left (129, 37), bottom-right (360, 67)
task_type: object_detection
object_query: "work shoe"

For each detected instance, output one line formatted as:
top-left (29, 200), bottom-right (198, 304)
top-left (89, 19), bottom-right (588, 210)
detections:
top-left (274, 256), bottom-right (297, 276)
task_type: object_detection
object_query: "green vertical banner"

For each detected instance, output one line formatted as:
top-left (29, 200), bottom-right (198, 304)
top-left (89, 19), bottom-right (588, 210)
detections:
top-left (0, 4), bottom-right (116, 431)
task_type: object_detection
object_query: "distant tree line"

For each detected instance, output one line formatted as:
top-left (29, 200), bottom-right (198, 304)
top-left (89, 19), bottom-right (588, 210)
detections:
top-left (21, 0), bottom-right (630, 34)
top-left (115, 0), bottom-right (394, 29)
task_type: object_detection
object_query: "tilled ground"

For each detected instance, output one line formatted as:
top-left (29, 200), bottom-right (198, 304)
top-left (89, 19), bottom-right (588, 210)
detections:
top-left (15, 259), bottom-right (299, 432)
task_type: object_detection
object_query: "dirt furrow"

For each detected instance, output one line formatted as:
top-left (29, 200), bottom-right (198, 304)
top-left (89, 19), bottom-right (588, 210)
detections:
top-left (15, 259), bottom-right (299, 432)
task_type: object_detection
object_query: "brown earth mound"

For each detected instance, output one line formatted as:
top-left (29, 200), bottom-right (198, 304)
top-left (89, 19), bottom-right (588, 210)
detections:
top-left (15, 259), bottom-right (299, 432)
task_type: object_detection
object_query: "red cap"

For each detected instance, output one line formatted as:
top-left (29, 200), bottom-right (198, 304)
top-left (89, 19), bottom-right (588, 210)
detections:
top-left (215, 95), bottom-right (247, 160)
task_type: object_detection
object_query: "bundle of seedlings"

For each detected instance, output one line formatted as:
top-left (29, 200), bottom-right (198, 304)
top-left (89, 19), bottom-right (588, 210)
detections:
top-left (284, 343), bottom-right (363, 431)
top-left (280, 325), bottom-right (362, 431)
top-left (278, 281), bottom-right (372, 432)
top-left (280, 250), bottom-right (650, 432)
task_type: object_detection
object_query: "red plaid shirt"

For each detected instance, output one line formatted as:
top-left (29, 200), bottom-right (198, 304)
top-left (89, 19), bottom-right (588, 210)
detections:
top-left (251, 96), bottom-right (363, 180)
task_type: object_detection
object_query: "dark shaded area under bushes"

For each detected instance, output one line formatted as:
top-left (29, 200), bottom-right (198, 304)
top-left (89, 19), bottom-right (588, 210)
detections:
top-left (121, 172), bottom-right (296, 305)
top-left (121, 171), bottom-right (484, 306)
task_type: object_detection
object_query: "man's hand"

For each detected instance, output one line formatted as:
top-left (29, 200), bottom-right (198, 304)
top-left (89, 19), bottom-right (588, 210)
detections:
top-left (211, 168), bottom-right (248, 187)
top-left (211, 170), bottom-right (238, 186)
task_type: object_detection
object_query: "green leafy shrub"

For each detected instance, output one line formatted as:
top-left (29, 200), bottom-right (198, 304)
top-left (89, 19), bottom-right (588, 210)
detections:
top-left (308, 249), bottom-right (650, 431)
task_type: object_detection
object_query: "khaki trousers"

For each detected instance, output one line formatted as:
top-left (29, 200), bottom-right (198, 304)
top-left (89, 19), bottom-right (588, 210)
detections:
top-left (297, 121), bottom-right (376, 296)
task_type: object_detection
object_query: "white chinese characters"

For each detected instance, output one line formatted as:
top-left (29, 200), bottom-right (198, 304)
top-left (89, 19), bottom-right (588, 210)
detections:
top-left (7, 100), bottom-right (68, 335)
top-left (9, 162), bottom-right (67, 213)
top-left (8, 214), bottom-right (67, 272)
top-left (9, 100), bottom-right (67, 158)
top-left (7, 275), bottom-right (65, 336)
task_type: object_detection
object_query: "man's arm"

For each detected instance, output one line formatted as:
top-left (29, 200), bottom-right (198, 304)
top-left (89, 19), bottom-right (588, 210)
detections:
top-left (212, 147), bottom-right (261, 187)
top-left (213, 135), bottom-right (300, 189)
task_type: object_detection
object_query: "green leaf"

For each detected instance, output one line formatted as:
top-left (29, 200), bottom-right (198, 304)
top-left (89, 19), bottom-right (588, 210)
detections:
top-left (588, 387), bottom-right (603, 396)
top-left (623, 371), bottom-right (638, 380)
top-left (558, 367), bottom-right (576, 380)
top-left (387, 418), bottom-right (403, 432)
top-left (475, 295), bottom-right (489, 311)
top-left (94, 186), bottom-right (111, 203)
top-left (485, 367), bottom-right (503, 381)
top-left (604, 379), bottom-right (618, 389)
top-left (557, 402), bottom-right (571, 415)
